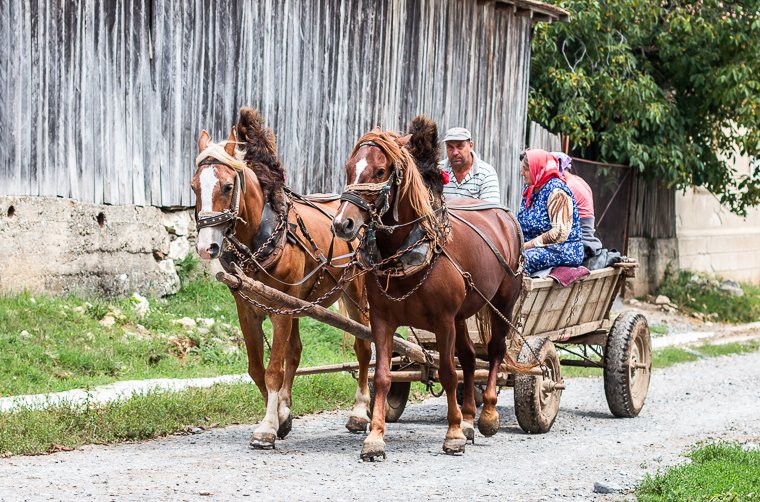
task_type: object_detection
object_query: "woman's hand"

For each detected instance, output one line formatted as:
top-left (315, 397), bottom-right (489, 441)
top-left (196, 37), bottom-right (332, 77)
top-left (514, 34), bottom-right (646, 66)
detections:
top-left (524, 240), bottom-right (534, 250)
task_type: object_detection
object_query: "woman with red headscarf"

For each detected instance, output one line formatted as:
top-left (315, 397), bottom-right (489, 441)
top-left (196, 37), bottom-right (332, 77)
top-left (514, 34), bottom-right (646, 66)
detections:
top-left (517, 149), bottom-right (584, 274)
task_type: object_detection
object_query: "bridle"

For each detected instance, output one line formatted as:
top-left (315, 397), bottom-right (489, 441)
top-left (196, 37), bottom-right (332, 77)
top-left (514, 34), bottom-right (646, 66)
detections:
top-left (338, 141), bottom-right (404, 232)
top-left (195, 158), bottom-right (248, 235)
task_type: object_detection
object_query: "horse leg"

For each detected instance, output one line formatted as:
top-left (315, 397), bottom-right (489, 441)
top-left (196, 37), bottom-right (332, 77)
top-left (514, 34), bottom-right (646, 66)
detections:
top-left (276, 317), bottom-right (301, 440)
top-left (342, 295), bottom-right (372, 433)
top-left (478, 308), bottom-right (506, 437)
top-left (234, 297), bottom-right (268, 407)
top-left (250, 314), bottom-right (293, 449)
top-left (436, 320), bottom-right (467, 455)
top-left (455, 319), bottom-right (477, 444)
top-left (361, 317), bottom-right (396, 461)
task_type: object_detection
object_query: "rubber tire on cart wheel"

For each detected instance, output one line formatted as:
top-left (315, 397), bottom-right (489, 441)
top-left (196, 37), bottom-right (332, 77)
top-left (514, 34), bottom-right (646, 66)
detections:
top-left (368, 380), bottom-right (411, 423)
top-left (455, 382), bottom-right (484, 408)
top-left (514, 338), bottom-right (562, 434)
top-left (604, 311), bottom-right (652, 418)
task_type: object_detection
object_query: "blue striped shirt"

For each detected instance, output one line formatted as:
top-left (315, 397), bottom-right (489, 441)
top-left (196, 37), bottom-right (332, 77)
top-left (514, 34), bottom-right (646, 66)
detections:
top-left (438, 152), bottom-right (501, 203)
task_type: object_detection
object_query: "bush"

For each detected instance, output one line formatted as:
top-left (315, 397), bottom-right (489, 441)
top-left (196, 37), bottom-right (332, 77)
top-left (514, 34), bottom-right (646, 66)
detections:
top-left (657, 269), bottom-right (760, 323)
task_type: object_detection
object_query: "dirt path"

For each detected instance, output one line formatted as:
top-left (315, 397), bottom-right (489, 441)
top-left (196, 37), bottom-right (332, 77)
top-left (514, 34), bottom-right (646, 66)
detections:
top-left (2, 350), bottom-right (759, 502)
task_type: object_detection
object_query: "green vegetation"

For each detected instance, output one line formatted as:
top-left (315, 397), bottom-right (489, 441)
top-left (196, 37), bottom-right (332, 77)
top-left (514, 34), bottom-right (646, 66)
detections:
top-left (637, 442), bottom-right (760, 501)
top-left (560, 339), bottom-right (760, 378)
top-left (649, 323), bottom-right (669, 335)
top-left (531, 0), bottom-right (760, 214)
top-left (0, 262), bottom-right (360, 396)
top-left (0, 374), bottom-right (357, 457)
top-left (657, 269), bottom-right (760, 323)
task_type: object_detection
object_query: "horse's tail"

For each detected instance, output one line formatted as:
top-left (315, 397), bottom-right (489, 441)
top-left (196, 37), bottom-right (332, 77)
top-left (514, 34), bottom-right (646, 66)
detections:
top-left (406, 115), bottom-right (442, 196)
top-left (235, 107), bottom-right (286, 211)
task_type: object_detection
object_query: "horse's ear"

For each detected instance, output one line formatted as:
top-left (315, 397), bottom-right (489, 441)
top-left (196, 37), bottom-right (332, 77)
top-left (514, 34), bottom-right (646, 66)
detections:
top-left (198, 130), bottom-right (211, 153)
top-left (395, 134), bottom-right (412, 148)
top-left (224, 127), bottom-right (237, 157)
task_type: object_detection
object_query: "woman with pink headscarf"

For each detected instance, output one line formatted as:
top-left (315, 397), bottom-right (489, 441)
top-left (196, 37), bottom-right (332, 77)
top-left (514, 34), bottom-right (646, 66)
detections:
top-left (517, 149), bottom-right (584, 274)
top-left (551, 152), bottom-right (603, 257)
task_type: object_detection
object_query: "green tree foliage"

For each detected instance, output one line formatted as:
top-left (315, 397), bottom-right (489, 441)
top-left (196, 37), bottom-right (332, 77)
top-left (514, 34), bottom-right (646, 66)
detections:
top-left (530, 0), bottom-right (760, 214)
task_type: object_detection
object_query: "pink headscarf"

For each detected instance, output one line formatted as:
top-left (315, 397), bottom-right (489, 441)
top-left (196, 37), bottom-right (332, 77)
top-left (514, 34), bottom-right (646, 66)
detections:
top-left (522, 149), bottom-right (563, 208)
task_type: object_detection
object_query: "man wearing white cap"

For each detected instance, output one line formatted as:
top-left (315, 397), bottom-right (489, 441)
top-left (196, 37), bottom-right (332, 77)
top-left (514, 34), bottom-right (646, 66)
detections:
top-left (438, 127), bottom-right (501, 203)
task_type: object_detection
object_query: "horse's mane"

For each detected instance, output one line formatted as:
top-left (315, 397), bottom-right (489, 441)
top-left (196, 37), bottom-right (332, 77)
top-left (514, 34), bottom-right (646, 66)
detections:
top-left (351, 129), bottom-right (447, 244)
top-left (235, 107), bottom-right (287, 214)
top-left (405, 115), bottom-right (443, 199)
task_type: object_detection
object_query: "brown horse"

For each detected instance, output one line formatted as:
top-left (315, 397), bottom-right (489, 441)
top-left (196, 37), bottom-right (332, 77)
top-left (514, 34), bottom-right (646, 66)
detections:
top-left (191, 108), bottom-right (372, 449)
top-left (333, 122), bottom-right (526, 460)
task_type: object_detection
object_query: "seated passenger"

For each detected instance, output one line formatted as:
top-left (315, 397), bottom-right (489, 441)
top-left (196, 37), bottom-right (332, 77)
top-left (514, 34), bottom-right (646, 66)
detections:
top-left (517, 149), bottom-right (584, 275)
top-left (551, 152), bottom-right (603, 258)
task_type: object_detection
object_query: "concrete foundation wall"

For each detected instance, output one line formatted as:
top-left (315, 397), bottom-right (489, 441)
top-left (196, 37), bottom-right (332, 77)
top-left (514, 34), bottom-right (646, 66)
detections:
top-left (626, 237), bottom-right (679, 298)
top-left (676, 155), bottom-right (760, 284)
top-left (0, 196), bottom-right (195, 297)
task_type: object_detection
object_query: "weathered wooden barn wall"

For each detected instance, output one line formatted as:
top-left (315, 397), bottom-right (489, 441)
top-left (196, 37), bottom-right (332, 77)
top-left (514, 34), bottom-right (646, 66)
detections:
top-left (1, 1), bottom-right (559, 210)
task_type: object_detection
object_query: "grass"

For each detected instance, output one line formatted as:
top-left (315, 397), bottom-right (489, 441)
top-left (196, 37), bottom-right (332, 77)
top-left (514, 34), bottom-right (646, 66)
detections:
top-left (637, 442), bottom-right (760, 501)
top-left (657, 269), bottom-right (760, 323)
top-left (0, 374), bottom-right (358, 456)
top-left (0, 258), bottom-right (359, 396)
top-left (559, 339), bottom-right (760, 378)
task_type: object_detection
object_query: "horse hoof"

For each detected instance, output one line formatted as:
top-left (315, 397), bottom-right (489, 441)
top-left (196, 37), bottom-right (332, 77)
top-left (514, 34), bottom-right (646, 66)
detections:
top-left (250, 432), bottom-right (276, 450)
top-left (345, 416), bottom-right (369, 434)
top-left (477, 410), bottom-right (500, 438)
top-left (277, 414), bottom-right (293, 440)
top-left (443, 437), bottom-right (466, 455)
top-left (462, 422), bottom-right (475, 444)
top-left (360, 440), bottom-right (386, 462)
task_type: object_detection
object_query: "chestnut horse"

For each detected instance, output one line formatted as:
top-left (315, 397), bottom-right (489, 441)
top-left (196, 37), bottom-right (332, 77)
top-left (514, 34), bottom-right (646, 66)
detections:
top-left (333, 123), bottom-right (526, 460)
top-left (191, 108), bottom-right (372, 449)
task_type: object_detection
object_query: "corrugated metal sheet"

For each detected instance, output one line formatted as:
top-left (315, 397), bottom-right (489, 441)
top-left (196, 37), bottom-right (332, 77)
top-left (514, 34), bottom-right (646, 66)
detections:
top-left (1, 0), bottom-right (533, 210)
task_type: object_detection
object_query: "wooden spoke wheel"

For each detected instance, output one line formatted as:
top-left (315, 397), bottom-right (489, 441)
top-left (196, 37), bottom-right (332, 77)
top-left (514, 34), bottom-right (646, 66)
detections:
top-left (368, 380), bottom-right (411, 423)
top-left (514, 338), bottom-right (563, 434)
top-left (456, 382), bottom-right (484, 408)
top-left (604, 312), bottom-right (652, 418)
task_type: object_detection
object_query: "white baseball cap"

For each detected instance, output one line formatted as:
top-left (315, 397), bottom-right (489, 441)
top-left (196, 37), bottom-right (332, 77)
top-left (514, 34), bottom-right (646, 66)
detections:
top-left (442, 127), bottom-right (472, 142)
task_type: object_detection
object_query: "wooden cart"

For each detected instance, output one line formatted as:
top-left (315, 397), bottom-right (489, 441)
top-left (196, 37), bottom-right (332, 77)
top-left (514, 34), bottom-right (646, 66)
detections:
top-left (217, 261), bottom-right (651, 434)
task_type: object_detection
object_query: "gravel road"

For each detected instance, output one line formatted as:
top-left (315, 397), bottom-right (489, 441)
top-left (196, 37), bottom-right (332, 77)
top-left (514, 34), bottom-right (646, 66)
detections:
top-left (2, 350), bottom-right (759, 502)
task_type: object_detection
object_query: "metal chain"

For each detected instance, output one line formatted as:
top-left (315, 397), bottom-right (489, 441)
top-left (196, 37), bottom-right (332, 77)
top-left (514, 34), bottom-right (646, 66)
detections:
top-left (457, 270), bottom-right (549, 378)
top-left (232, 266), bottom-right (354, 317)
top-left (223, 215), bottom-right (288, 275)
top-left (372, 252), bottom-right (441, 302)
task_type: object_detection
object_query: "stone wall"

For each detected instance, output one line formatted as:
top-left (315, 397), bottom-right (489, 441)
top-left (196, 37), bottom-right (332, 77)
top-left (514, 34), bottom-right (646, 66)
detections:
top-left (0, 196), bottom-right (195, 297)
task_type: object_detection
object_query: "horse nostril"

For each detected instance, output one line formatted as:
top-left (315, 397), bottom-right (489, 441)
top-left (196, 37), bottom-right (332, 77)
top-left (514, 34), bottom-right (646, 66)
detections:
top-left (208, 243), bottom-right (220, 257)
top-left (344, 218), bottom-right (355, 232)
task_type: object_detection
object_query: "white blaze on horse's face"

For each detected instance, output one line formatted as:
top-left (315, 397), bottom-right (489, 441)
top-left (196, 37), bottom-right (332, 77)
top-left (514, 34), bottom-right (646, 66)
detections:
top-left (195, 166), bottom-right (226, 260)
top-left (334, 156), bottom-right (368, 227)
top-left (352, 157), bottom-right (368, 184)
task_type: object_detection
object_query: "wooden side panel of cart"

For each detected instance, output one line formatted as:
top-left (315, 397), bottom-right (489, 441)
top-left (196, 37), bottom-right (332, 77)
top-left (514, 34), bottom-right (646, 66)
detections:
top-left (412, 263), bottom-right (635, 355)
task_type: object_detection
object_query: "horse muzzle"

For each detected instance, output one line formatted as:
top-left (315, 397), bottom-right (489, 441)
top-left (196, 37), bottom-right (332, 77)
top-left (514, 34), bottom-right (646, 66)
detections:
top-left (196, 226), bottom-right (225, 259)
top-left (332, 216), bottom-right (360, 241)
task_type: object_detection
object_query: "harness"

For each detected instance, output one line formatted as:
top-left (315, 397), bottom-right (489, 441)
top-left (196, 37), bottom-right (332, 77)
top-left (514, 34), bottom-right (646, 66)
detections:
top-left (195, 158), bottom-right (248, 232)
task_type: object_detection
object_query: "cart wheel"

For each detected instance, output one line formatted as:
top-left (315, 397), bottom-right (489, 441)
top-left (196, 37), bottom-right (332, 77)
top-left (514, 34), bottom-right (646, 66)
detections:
top-left (604, 312), bottom-right (651, 418)
top-left (514, 338), bottom-right (562, 434)
top-left (368, 380), bottom-right (411, 423)
top-left (455, 382), bottom-right (484, 408)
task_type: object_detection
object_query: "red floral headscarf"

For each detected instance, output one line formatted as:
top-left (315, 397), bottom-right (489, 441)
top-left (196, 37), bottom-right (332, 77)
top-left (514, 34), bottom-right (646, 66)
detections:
top-left (522, 149), bottom-right (563, 208)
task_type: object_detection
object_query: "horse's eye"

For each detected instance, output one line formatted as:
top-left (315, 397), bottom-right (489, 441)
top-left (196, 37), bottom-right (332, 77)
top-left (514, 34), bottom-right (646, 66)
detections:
top-left (222, 184), bottom-right (233, 194)
top-left (375, 169), bottom-right (386, 179)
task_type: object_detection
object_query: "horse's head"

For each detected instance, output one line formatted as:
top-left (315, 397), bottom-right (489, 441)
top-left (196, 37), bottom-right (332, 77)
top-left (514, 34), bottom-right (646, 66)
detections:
top-left (191, 128), bottom-right (262, 260)
top-left (332, 130), bottom-right (412, 241)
